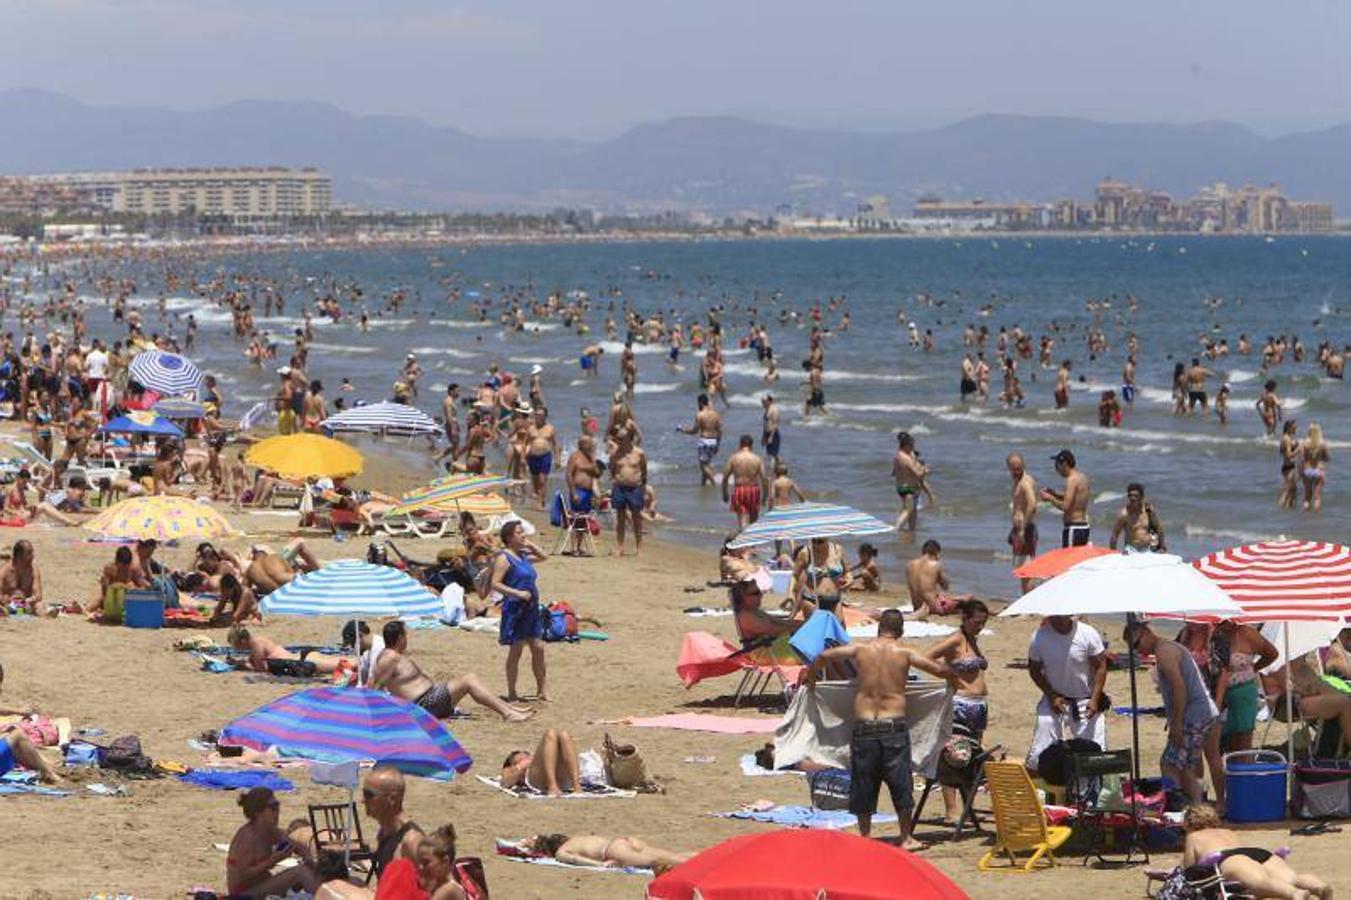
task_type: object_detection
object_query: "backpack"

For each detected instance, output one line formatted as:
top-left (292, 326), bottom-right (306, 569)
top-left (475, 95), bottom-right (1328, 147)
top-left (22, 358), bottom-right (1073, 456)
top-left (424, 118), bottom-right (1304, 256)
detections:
top-left (454, 856), bottom-right (490, 900)
top-left (101, 734), bottom-right (154, 774)
top-left (541, 601), bottom-right (578, 642)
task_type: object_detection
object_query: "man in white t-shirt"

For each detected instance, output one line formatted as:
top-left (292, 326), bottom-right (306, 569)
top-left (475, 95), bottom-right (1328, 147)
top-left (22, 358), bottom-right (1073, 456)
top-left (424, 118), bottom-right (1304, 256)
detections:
top-left (1025, 615), bottom-right (1109, 769)
top-left (84, 339), bottom-right (110, 417)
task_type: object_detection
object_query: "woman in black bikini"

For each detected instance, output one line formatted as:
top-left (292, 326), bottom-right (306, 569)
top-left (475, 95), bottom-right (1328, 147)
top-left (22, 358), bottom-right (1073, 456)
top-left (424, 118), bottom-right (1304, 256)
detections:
top-left (926, 600), bottom-right (991, 823)
top-left (1182, 803), bottom-right (1330, 899)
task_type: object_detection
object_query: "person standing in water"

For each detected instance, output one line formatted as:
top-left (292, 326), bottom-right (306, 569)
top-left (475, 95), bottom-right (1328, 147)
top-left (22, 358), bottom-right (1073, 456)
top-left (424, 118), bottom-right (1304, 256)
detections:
top-left (1007, 453), bottom-right (1038, 594)
top-left (679, 394), bottom-right (722, 486)
top-left (1041, 449), bottom-right (1090, 547)
top-left (891, 432), bottom-right (930, 533)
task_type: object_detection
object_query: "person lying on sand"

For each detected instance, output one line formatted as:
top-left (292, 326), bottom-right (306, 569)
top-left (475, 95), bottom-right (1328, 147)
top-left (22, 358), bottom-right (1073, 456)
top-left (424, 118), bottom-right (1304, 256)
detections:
top-left (245, 539), bottom-right (319, 595)
top-left (500, 728), bottom-right (583, 796)
top-left (1182, 803), bottom-right (1332, 899)
top-left (0, 663), bottom-right (61, 784)
top-left (369, 621), bottom-right (532, 722)
top-left (226, 625), bottom-right (347, 677)
top-left (195, 542), bottom-right (245, 594)
top-left (526, 833), bottom-right (692, 873)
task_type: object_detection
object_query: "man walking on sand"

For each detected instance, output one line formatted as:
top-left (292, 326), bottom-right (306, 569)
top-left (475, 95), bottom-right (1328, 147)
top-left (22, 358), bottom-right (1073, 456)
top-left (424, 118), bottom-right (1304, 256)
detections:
top-left (807, 609), bottom-right (953, 848)
top-left (722, 435), bottom-right (769, 529)
top-left (1040, 448), bottom-right (1090, 547)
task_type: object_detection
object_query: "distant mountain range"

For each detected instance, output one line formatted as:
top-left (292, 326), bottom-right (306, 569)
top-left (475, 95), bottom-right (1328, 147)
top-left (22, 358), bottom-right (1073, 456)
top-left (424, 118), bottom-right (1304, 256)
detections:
top-left (3, 88), bottom-right (1349, 214)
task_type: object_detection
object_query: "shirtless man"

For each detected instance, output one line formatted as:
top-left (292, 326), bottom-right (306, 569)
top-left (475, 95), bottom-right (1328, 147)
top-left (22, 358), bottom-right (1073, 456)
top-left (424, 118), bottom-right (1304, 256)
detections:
top-left (245, 539), bottom-right (319, 595)
top-left (891, 432), bottom-right (929, 533)
top-left (1121, 354), bottom-right (1137, 405)
top-left (608, 426), bottom-right (648, 556)
top-left (905, 540), bottom-right (969, 619)
top-left (1187, 357), bottom-right (1215, 412)
top-left (1054, 360), bottom-right (1072, 409)
top-left (89, 545), bottom-right (149, 617)
top-left (721, 435), bottom-right (768, 529)
top-left (227, 625), bottom-right (345, 676)
top-left (0, 540), bottom-right (43, 615)
top-left (679, 394), bottom-right (722, 486)
top-left (440, 384), bottom-right (461, 461)
top-left (1040, 449), bottom-right (1091, 547)
top-left (761, 394), bottom-right (781, 463)
top-left (807, 608), bottom-right (953, 846)
top-left (564, 436), bottom-right (602, 555)
top-left (525, 408), bottom-right (559, 510)
top-left (370, 621), bottom-right (531, 721)
top-left (802, 362), bottom-right (827, 416)
top-left (620, 341), bottom-right (637, 398)
top-left (1110, 483), bottom-right (1164, 552)
top-left (579, 344), bottom-right (603, 378)
top-left (1007, 453), bottom-right (1038, 594)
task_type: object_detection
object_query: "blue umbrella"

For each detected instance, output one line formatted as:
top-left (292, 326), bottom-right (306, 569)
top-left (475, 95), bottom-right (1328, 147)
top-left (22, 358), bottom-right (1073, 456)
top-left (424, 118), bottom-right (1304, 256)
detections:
top-left (98, 411), bottom-right (184, 437)
top-left (260, 559), bottom-right (443, 619)
top-left (219, 686), bottom-right (472, 779)
top-left (129, 350), bottom-right (203, 397)
top-left (726, 502), bottom-right (892, 549)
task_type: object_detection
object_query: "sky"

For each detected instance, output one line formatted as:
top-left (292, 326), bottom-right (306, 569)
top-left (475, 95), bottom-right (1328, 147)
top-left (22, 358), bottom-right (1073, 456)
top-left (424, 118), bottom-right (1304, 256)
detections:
top-left (2, 0), bottom-right (1350, 139)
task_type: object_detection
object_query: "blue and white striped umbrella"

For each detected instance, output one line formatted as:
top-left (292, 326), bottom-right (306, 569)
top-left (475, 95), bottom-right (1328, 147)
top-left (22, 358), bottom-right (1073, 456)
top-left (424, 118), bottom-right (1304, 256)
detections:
top-left (261, 559), bottom-right (441, 619)
top-left (726, 502), bottom-right (893, 549)
top-left (320, 401), bottom-right (439, 437)
top-left (128, 351), bottom-right (203, 397)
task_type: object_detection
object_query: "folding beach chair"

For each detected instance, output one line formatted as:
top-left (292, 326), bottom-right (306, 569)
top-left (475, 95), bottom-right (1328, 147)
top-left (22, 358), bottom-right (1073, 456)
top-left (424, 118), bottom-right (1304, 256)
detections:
top-left (728, 614), bottom-right (802, 708)
top-left (1067, 747), bottom-right (1146, 865)
top-left (551, 491), bottom-right (599, 556)
top-left (979, 760), bottom-right (1073, 872)
top-left (911, 722), bottom-right (1002, 838)
top-left (308, 801), bottom-right (376, 882)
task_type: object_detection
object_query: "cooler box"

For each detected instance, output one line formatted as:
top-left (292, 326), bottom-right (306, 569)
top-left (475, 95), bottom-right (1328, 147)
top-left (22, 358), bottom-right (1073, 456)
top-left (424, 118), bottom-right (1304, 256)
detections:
top-left (123, 590), bottom-right (165, 629)
top-left (1224, 750), bottom-right (1287, 822)
top-left (768, 569), bottom-right (793, 595)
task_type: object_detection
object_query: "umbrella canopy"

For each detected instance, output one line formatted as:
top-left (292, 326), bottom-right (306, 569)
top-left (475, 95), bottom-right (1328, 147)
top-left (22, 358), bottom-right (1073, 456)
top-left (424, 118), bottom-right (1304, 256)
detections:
top-left (999, 552), bottom-right (1242, 619)
top-left (219, 686), bottom-right (472, 779)
top-left (389, 473), bottom-right (511, 517)
top-left (321, 401), bottom-right (440, 436)
top-left (260, 559), bottom-right (442, 619)
top-left (1012, 544), bottom-right (1115, 580)
top-left (152, 398), bottom-right (206, 420)
top-left (646, 830), bottom-right (968, 900)
top-left (85, 495), bottom-right (238, 542)
top-left (246, 433), bottom-right (364, 480)
top-left (128, 350), bottom-right (203, 396)
top-left (1190, 540), bottom-right (1351, 623)
top-left (98, 410), bottom-right (184, 437)
top-left (726, 502), bottom-right (892, 549)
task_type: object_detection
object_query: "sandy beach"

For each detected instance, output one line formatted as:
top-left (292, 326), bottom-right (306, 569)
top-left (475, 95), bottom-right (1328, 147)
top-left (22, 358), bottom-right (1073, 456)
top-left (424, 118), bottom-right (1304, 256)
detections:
top-left (0, 431), bottom-right (1343, 900)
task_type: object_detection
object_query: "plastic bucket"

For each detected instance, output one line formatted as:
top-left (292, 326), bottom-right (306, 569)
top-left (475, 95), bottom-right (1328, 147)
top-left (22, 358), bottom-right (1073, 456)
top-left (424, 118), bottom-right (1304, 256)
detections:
top-left (124, 595), bottom-right (165, 629)
top-left (1224, 750), bottom-right (1287, 822)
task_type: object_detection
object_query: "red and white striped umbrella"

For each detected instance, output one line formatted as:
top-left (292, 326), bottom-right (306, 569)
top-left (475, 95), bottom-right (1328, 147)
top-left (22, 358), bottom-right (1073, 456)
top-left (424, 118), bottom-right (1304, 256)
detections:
top-left (1191, 540), bottom-right (1351, 623)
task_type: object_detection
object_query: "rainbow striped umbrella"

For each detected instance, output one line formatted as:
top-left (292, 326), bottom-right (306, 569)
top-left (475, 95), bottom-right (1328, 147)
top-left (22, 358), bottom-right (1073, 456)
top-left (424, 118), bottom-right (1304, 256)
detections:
top-left (389, 473), bottom-right (511, 516)
top-left (726, 502), bottom-right (892, 549)
top-left (219, 686), bottom-right (473, 780)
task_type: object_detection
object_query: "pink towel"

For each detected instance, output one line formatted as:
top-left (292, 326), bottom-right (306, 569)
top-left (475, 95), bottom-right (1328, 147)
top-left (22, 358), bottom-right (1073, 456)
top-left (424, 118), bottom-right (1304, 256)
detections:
top-left (623, 713), bottom-right (779, 734)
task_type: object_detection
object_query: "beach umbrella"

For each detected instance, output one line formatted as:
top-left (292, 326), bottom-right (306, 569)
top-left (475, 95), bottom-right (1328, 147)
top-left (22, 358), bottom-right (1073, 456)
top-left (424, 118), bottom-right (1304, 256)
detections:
top-left (646, 829), bottom-right (968, 900)
top-left (725, 502), bottom-right (892, 549)
top-left (152, 398), bottom-right (206, 420)
top-left (388, 473), bottom-right (511, 517)
top-left (219, 686), bottom-right (472, 780)
top-left (1011, 544), bottom-right (1115, 580)
top-left (320, 401), bottom-right (440, 437)
top-left (128, 350), bottom-right (203, 397)
top-left (246, 433), bottom-right (364, 480)
top-left (239, 400), bottom-right (271, 433)
top-left (1000, 552), bottom-right (1242, 789)
top-left (84, 495), bottom-right (238, 542)
top-left (98, 410), bottom-right (184, 438)
top-left (260, 559), bottom-right (442, 619)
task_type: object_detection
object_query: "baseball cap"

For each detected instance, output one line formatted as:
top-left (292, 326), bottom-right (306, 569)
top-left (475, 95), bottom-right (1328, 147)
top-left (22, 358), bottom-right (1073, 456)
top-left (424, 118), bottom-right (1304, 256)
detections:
top-left (277, 365), bottom-right (291, 376)
top-left (1051, 449), bottom-right (1076, 466)
top-left (530, 364), bottom-right (543, 375)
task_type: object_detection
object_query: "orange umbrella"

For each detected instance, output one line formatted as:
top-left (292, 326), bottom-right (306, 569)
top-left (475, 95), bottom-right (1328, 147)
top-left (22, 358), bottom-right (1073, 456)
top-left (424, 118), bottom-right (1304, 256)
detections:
top-left (1012, 544), bottom-right (1115, 580)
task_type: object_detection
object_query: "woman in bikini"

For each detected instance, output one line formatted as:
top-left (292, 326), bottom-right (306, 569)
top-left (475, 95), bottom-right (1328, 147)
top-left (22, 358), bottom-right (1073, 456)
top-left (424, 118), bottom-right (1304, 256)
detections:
top-left (501, 728), bottom-right (583, 797)
top-left (1278, 419), bottom-right (1301, 509)
top-left (527, 833), bottom-right (692, 874)
top-left (1300, 422), bottom-right (1329, 511)
top-left (790, 537), bottom-right (851, 618)
top-left (225, 787), bottom-right (319, 898)
top-left (1182, 803), bottom-right (1331, 899)
top-left (926, 600), bottom-right (991, 823)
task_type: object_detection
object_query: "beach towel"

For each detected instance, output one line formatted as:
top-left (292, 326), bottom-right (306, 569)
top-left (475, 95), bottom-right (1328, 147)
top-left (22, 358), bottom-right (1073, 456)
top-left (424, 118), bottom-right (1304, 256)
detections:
top-left (676, 630), bottom-right (805, 689)
top-left (179, 769), bottom-right (295, 792)
top-left (740, 753), bottom-right (806, 777)
top-left (618, 713), bottom-right (780, 735)
top-left (194, 652), bottom-right (234, 674)
top-left (0, 770), bottom-right (71, 796)
top-left (475, 774), bottom-right (635, 799)
top-left (712, 804), bottom-right (897, 830)
top-left (846, 620), bottom-right (961, 639)
top-left (495, 838), bottom-right (652, 875)
top-left (458, 617), bottom-right (502, 635)
top-left (789, 609), bottom-right (851, 663)
top-left (774, 679), bottom-right (953, 779)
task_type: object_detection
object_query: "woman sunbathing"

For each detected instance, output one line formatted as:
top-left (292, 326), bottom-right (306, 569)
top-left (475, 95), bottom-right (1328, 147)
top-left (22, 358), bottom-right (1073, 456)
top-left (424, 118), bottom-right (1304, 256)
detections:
top-left (1182, 803), bottom-right (1331, 899)
top-left (500, 728), bottom-right (582, 796)
top-left (527, 833), bottom-right (692, 873)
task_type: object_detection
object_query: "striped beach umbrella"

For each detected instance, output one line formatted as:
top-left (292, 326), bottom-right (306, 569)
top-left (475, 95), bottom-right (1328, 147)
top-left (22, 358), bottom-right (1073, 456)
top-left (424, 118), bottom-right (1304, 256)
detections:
top-left (320, 402), bottom-right (440, 437)
top-left (128, 350), bottom-right (203, 397)
top-left (219, 687), bottom-right (472, 779)
top-left (246, 433), bottom-right (364, 480)
top-left (1191, 540), bottom-right (1351, 623)
top-left (85, 495), bottom-right (238, 542)
top-left (389, 473), bottom-right (511, 517)
top-left (261, 559), bottom-right (442, 619)
top-left (152, 398), bottom-right (206, 420)
top-left (726, 502), bottom-right (892, 549)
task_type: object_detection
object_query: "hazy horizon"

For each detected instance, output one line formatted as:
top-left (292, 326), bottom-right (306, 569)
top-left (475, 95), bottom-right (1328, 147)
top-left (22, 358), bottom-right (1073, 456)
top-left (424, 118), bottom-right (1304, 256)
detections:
top-left (2, 1), bottom-right (1349, 140)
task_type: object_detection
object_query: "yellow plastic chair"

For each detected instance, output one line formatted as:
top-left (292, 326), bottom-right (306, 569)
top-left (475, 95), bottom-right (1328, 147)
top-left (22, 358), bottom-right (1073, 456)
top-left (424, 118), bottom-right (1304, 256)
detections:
top-left (978, 760), bottom-right (1073, 872)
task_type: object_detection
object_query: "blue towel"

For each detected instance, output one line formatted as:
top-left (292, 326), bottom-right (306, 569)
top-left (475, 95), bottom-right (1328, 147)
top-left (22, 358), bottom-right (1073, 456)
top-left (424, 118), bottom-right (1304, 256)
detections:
top-left (789, 610), bottom-right (851, 663)
top-left (0, 782), bottom-right (71, 796)
top-left (714, 804), bottom-right (896, 830)
top-left (179, 769), bottom-right (295, 792)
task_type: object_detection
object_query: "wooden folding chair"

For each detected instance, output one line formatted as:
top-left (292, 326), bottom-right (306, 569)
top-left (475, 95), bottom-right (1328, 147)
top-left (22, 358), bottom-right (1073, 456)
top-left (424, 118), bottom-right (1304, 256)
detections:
top-left (307, 801), bottom-right (376, 881)
top-left (979, 760), bottom-right (1073, 872)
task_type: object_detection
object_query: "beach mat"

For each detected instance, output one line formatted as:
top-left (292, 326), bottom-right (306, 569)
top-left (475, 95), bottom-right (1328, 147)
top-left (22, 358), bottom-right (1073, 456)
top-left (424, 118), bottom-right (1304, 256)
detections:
top-left (618, 713), bottom-right (779, 735)
top-left (476, 775), bottom-right (634, 799)
top-left (179, 769), bottom-right (295, 792)
top-left (712, 804), bottom-right (896, 830)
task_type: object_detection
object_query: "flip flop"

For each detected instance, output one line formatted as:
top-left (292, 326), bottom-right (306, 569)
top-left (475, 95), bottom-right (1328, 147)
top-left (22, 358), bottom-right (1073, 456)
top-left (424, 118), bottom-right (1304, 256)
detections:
top-left (1294, 821), bottom-right (1342, 836)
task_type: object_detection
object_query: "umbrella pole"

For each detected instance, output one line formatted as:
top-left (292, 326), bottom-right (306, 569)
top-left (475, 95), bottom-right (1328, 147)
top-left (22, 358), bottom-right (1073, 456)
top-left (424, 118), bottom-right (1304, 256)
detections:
top-left (1128, 613), bottom-right (1142, 785)
top-left (1285, 624), bottom-right (1295, 830)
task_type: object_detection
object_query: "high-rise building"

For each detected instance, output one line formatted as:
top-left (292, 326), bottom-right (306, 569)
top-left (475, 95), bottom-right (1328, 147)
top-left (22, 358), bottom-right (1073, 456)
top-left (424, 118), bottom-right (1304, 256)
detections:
top-left (22, 167), bottom-right (331, 221)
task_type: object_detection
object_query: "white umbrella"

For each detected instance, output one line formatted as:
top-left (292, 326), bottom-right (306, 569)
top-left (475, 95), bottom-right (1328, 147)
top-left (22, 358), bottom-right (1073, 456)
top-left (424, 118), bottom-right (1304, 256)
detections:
top-left (999, 553), bottom-right (1243, 620)
top-left (1259, 620), bottom-right (1345, 673)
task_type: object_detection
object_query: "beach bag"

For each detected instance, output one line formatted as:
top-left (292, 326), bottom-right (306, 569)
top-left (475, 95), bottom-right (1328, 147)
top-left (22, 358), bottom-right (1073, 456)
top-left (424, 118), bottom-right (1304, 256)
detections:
top-left (454, 856), bottom-right (489, 900)
top-left (603, 733), bottom-right (649, 789)
top-left (64, 740), bottom-right (101, 768)
top-left (541, 601), bottom-right (578, 642)
top-left (101, 734), bottom-right (153, 774)
top-left (808, 768), bottom-right (852, 811)
top-left (1292, 759), bottom-right (1351, 819)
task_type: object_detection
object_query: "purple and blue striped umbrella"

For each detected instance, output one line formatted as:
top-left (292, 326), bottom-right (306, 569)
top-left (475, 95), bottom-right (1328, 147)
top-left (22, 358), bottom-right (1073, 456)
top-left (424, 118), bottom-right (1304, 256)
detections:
top-left (219, 686), bottom-right (473, 780)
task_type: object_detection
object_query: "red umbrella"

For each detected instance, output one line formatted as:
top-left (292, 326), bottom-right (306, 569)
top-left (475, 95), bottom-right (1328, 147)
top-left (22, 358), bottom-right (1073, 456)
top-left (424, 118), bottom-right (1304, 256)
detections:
top-left (1011, 544), bottom-right (1114, 580)
top-left (646, 830), bottom-right (969, 900)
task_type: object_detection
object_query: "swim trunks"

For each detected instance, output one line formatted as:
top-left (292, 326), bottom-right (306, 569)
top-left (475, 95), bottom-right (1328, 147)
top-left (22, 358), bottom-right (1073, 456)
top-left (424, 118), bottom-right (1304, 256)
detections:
top-left (1161, 714), bottom-right (1219, 772)
top-left (571, 485), bottom-right (594, 514)
top-left (1062, 523), bottom-right (1090, 548)
top-left (763, 429), bottom-right (781, 458)
top-left (1009, 521), bottom-right (1038, 558)
top-left (610, 483), bottom-right (644, 512)
top-left (807, 389), bottom-right (826, 409)
top-left (896, 485), bottom-right (918, 498)
top-left (580, 355), bottom-right (594, 371)
top-left (1188, 390), bottom-right (1207, 409)
top-left (1121, 384), bottom-right (1136, 404)
top-left (697, 437), bottom-right (720, 465)
top-left (526, 452), bottom-right (553, 477)
top-left (414, 682), bottom-right (457, 719)
top-left (960, 377), bottom-right (977, 397)
top-left (730, 483), bottom-right (762, 519)
top-left (1054, 388), bottom-right (1069, 408)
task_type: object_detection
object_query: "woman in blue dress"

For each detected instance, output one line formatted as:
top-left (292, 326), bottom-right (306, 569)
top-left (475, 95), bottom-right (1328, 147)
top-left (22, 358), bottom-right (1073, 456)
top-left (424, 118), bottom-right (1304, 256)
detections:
top-left (490, 520), bottom-right (550, 702)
